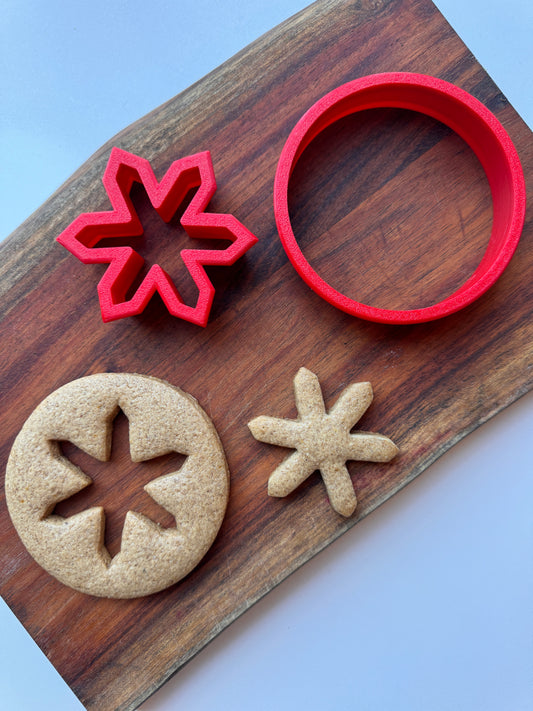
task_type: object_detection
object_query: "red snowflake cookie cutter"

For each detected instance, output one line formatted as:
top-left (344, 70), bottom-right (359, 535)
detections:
top-left (57, 148), bottom-right (258, 325)
top-left (274, 73), bottom-right (526, 324)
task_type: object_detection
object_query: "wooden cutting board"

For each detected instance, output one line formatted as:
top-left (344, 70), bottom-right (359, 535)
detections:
top-left (1, 0), bottom-right (531, 708)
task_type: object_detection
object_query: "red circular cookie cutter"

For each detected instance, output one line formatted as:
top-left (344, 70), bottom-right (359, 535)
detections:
top-left (273, 73), bottom-right (526, 324)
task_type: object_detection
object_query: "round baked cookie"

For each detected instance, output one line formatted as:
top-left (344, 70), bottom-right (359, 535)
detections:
top-left (5, 373), bottom-right (229, 598)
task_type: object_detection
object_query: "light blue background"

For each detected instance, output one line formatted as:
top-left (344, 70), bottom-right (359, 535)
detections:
top-left (1, 2), bottom-right (532, 710)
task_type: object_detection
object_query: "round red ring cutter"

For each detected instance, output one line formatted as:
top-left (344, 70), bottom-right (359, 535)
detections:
top-left (274, 72), bottom-right (526, 324)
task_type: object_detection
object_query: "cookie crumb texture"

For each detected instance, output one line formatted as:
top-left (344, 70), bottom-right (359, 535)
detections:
top-left (5, 373), bottom-right (229, 598)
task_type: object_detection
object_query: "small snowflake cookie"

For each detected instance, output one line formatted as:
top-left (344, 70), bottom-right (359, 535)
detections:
top-left (5, 373), bottom-right (229, 598)
top-left (248, 367), bottom-right (398, 516)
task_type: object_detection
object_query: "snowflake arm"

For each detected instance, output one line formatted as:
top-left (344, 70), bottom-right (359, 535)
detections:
top-left (346, 433), bottom-right (398, 462)
top-left (267, 451), bottom-right (316, 498)
top-left (320, 461), bottom-right (358, 517)
top-left (328, 381), bottom-right (374, 429)
top-left (247, 416), bottom-right (302, 449)
top-left (293, 367), bottom-right (326, 418)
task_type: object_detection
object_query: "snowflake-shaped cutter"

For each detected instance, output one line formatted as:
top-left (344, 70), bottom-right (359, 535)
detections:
top-left (248, 368), bottom-right (399, 516)
top-left (56, 147), bottom-right (258, 325)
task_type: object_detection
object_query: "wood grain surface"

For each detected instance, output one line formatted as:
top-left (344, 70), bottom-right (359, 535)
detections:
top-left (1, 0), bottom-right (532, 708)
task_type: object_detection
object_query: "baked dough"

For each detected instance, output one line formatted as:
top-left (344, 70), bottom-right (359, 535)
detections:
top-left (5, 373), bottom-right (229, 598)
top-left (248, 367), bottom-right (398, 516)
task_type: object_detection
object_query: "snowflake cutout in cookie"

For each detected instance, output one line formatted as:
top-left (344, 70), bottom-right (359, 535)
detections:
top-left (248, 368), bottom-right (398, 516)
top-left (56, 147), bottom-right (257, 325)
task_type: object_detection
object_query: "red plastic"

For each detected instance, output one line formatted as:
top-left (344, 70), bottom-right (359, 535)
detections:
top-left (274, 73), bottom-right (526, 324)
top-left (57, 148), bottom-right (258, 325)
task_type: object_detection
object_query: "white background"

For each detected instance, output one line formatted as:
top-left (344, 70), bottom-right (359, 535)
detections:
top-left (1, 1), bottom-right (531, 709)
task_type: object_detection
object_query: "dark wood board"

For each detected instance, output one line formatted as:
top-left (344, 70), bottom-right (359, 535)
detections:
top-left (1, 0), bottom-right (531, 708)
